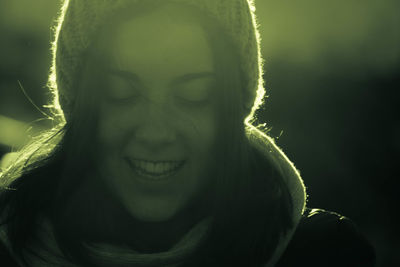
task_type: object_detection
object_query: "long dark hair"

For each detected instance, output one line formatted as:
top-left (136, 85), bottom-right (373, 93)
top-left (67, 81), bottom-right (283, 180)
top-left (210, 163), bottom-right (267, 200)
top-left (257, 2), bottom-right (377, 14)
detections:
top-left (0, 5), bottom-right (293, 267)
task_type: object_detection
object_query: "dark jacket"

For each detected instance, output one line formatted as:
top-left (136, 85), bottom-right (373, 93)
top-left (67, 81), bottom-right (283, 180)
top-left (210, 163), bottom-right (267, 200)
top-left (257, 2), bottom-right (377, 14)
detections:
top-left (276, 208), bottom-right (376, 267)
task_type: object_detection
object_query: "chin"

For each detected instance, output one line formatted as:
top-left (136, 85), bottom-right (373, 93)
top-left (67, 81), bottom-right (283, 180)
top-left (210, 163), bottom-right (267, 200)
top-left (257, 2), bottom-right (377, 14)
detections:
top-left (124, 195), bottom-right (184, 222)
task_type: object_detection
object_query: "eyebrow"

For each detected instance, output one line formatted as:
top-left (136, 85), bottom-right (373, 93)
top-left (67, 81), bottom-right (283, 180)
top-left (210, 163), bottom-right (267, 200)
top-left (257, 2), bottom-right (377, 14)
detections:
top-left (108, 69), bottom-right (215, 86)
top-left (170, 72), bottom-right (215, 86)
top-left (108, 69), bottom-right (141, 83)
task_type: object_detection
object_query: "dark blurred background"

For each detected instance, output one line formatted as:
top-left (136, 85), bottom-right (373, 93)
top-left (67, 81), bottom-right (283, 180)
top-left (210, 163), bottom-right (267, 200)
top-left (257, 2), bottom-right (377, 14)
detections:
top-left (0, 0), bottom-right (398, 266)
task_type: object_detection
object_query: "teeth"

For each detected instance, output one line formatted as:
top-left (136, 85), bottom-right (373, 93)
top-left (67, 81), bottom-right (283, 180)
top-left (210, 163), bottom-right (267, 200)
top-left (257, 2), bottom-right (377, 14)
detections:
top-left (134, 160), bottom-right (181, 174)
top-left (129, 159), bottom-right (184, 179)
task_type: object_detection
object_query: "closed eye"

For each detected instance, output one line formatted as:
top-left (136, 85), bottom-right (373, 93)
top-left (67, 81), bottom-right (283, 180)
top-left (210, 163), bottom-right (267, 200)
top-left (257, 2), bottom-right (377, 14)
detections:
top-left (175, 82), bottom-right (214, 103)
top-left (105, 69), bottom-right (142, 103)
top-left (172, 72), bottom-right (216, 104)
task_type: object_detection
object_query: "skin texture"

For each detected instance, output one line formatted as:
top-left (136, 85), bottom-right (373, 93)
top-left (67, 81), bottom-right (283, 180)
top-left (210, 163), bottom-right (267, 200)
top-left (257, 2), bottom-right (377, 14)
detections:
top-left (94, 4), bottom-right (219, 251)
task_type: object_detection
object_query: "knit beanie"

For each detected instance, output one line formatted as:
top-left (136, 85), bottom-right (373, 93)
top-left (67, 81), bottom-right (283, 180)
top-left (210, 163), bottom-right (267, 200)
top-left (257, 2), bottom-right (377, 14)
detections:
top-left (48, 0), bottom-right (265, 121)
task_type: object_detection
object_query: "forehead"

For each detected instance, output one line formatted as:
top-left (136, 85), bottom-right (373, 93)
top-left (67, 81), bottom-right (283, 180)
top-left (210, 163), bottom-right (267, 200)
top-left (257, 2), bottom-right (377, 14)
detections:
top-left (99, 4), bottom-right (214, 78)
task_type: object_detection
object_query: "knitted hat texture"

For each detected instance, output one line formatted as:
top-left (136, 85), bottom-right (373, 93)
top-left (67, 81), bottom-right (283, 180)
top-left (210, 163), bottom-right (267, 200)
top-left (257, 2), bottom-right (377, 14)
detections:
top-left (49, 0), bottom-right (265, 120)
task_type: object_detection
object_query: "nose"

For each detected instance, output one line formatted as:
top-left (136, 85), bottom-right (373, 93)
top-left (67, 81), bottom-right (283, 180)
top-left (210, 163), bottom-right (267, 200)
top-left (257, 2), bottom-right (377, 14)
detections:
top-left (134, 102), bottom-right (176, 150)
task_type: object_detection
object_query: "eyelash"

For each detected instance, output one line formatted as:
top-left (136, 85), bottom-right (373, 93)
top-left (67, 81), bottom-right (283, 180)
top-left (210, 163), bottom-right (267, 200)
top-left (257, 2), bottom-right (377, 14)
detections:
top-left (174, 95), bottom-right (212, 108)
top-left (104, 74), bottom-right (214, 108)
top-left (105, 77), bottom-right (141, 103)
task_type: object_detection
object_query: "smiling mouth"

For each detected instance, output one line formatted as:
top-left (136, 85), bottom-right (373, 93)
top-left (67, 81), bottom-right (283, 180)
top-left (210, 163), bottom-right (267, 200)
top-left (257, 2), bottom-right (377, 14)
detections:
top-left (125, 158), bottom-right (186, 180)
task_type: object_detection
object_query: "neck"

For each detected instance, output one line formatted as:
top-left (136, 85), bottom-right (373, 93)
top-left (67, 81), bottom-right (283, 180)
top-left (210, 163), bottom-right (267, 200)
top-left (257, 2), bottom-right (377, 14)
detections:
top-left (121, 203), bottom-right (208, 253)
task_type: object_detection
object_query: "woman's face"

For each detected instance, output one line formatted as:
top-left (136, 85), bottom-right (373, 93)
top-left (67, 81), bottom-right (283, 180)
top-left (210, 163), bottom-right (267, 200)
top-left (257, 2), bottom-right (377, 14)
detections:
top-left (96, 5), bottom-right (218, 222)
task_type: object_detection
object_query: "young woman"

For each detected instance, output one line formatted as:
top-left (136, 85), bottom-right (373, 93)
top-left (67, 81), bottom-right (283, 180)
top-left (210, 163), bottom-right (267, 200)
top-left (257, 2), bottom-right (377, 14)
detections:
top-left (0, 0), bottom-right (375, 266)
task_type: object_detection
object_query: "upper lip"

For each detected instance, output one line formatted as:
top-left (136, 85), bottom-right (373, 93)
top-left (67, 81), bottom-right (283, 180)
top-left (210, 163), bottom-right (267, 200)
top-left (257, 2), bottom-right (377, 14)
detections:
top-left (126, 157), bottom-right (186, 163)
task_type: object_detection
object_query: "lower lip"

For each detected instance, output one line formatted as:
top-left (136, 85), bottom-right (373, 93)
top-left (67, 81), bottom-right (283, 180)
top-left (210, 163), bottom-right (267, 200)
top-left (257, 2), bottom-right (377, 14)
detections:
top-left (125, 158), bottom-right (186, 182)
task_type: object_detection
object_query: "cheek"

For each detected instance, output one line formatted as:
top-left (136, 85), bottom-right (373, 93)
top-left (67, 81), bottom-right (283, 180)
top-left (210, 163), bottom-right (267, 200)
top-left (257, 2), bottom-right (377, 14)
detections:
top-left (97, 104), bottom-right (140, 149)
top-left (183, 111), bottom-right (218, 202)
top-left (177, 107), bottom-right (218, 163)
